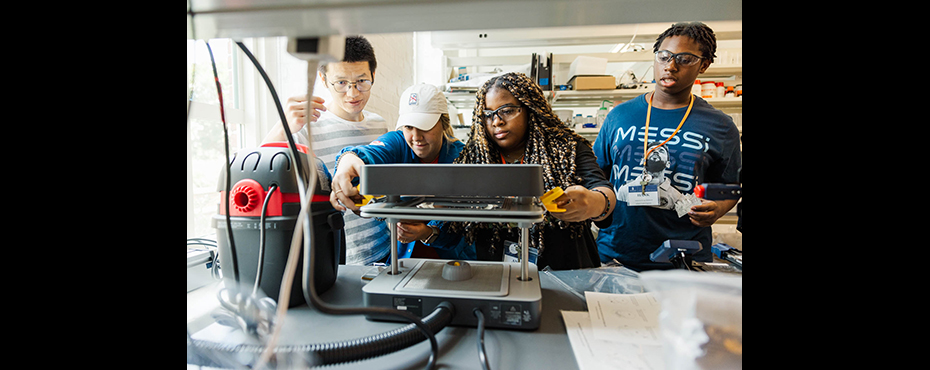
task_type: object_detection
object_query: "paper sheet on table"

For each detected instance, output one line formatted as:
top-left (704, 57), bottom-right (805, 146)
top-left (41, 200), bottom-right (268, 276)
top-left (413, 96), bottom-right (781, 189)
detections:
top-left (561, 310), bottom-right (664, 370)
top-left (585, 291), bottom-right (662, 345)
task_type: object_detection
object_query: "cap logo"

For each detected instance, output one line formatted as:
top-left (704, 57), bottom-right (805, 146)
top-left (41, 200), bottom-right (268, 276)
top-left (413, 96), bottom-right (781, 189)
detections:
top-left (408, 93), bottom-right (418, 106)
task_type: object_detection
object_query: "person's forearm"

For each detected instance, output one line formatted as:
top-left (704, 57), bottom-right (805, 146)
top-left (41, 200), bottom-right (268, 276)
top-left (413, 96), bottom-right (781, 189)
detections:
top-left (334, 151), bottom-right (365, 176)
top-left (589, 186), bottom-right (615, 222)
top-left (714, 199), bottom-right (739, 220)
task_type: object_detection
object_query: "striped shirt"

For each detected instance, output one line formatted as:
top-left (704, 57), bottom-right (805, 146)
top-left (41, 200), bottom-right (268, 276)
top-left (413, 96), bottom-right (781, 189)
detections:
top-left (294, 110), bottom-right (391, 172)
top-left (293, 109), bottom-right (394, 265)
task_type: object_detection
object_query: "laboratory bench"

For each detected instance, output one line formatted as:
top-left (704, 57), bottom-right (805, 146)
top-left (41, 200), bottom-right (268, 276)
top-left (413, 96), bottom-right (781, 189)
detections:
top-left (188, 258), bottom-right (741, 370)
top-left (188, 263), bottom-right (590, 370)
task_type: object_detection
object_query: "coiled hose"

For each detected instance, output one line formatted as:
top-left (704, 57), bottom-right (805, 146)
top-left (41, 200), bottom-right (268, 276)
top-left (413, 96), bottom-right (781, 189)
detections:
top-left (188, 40), bottom-right (455, 369)
top-left (188, 301), bottom-right (454, 366)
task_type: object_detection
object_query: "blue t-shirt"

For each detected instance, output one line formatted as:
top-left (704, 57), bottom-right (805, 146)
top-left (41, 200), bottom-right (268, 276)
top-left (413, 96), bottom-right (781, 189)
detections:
top-left (336, 130), bottom-right (469, 262)
top-left (592, 94), bottom-right (741, 271)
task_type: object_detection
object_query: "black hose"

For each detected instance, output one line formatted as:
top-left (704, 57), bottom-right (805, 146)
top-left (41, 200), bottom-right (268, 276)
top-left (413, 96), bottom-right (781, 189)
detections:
top-left (234, 41), bottom-right (307, 185)
top-left (255, 184), bottom-right (279, 295)
top-left (213, 41), bottom-right (449, 369)
top-left (187, 301), bottom-right (454, 366)
top-left (299, 301), bottom-right (454, 365)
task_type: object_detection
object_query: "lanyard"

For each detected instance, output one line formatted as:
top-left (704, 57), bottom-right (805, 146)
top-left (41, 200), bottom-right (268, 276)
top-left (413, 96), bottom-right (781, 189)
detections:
top-left (643, 92), bottom-right (694, 162)
top-left (500, 152), bottom-right (524, 164)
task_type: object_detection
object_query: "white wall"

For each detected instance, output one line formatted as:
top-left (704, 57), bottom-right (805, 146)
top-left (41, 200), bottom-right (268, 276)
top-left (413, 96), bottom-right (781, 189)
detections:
top-left (272, 33), bottom-right (416, 130)
top-left (363, 33), bottom-right (415, 128)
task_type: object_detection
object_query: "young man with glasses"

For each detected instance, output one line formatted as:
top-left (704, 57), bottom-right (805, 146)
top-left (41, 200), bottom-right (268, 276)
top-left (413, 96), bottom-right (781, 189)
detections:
top-left (262, 35), bottom-right (395, 266)
top-left (262, 35), bottom-right (388, 173)
top-left (592, 22), bottom-right (742, 272)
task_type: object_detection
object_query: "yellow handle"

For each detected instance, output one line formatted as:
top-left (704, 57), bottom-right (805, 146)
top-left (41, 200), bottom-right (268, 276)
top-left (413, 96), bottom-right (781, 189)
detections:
top-left (541, 187), bottom-right (566, 213)
top-left (354, 184), bottom-right (375, 207)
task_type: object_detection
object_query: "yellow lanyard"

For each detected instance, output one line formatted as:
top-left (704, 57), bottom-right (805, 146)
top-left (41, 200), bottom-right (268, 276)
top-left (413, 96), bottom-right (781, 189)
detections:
top-left (643, 92), bottom-right (694, 161)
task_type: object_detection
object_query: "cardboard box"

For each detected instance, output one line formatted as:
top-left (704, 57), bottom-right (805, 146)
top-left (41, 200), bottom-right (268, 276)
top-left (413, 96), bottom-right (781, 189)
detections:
top-left (567, 75), bottom-right (616, 90)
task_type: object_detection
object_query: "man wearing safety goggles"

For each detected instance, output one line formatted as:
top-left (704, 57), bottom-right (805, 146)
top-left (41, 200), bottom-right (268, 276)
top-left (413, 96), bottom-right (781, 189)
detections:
top-left (592, 22), bottom-right (742, 272)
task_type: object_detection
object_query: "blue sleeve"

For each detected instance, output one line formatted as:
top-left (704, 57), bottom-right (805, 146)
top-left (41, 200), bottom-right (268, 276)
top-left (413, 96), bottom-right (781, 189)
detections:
top-left (425, 220), bottom-right (476, 260)
top-left (336, 130), bottom-right (409, 167)
top-left (717, 121), bottom-right (742, 184)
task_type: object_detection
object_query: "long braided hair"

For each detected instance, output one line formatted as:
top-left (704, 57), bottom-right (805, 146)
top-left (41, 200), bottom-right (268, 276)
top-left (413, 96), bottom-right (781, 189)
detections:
top-left (448, 72), bottom-right (592, 255)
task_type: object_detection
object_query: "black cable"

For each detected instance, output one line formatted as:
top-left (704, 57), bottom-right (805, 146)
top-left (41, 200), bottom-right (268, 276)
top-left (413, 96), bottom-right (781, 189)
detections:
top-left (205, 41), bottom-right (239, 284)
top-left (234, 41), bottom-right (307, 186)
top-left (188, 301), bottom-right (454, 367)
top-left (474, 309), bottom-right (491, 370)
top-left (234, 41), bottom-right (443, 369)
top-left (187, 237), bottom-right (221, 279)
top-left (254, 184), bottom-right (278, 295)
top-left (189, 36), bottom-right (448, 369)
top-left (186, 1), bottom-right (196, 123)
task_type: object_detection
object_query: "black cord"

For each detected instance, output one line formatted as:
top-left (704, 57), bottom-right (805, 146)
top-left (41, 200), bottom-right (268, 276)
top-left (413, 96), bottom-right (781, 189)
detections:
top-left (233, 41), bottom-right (442, 369)
top-left (188, 238), bottom-right (221, 279)
top-left (234, 41), bottom-right (306, 186)
top-left (254, 184), bottom-right (278, 296)
top-left (190, 37), bottom-right (446, 366)
top-left (474, 309), bottom-right (491, 370)
top-left (205, 41), bottom-right (239, 284)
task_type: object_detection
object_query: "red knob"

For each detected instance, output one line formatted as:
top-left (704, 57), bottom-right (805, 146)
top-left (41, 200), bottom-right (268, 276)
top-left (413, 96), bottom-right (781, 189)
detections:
top-left (694, 185), bottom-right (705, 199)
top-left (230, 179), bottom-right (264, 213)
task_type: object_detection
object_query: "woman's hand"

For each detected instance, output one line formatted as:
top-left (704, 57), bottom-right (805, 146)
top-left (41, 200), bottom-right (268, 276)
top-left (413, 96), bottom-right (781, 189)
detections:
top-left (396, 221), bottom-right (431, 243)
top-left (329, 153), bottom-right (365, 213)
top-left (548, 185), bottom-right (614, 223)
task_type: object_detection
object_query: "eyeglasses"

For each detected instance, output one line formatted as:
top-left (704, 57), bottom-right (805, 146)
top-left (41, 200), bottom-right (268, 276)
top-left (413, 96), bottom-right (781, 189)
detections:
top-left (328, 79), bottom-right (373, 93)
top-left (654, 50), bottom-right (705, 66)
top-left (481, 105), bottom-right (523, 123)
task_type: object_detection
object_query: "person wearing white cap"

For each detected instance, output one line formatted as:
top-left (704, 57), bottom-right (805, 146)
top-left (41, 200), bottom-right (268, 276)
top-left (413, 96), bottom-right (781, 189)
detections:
top-left (330, 83), bottom-right (471, 264)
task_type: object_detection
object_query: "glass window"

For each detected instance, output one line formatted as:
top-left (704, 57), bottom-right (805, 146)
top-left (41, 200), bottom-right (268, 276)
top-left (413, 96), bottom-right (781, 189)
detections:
top-left (187, 39), bottom-right (245, 239)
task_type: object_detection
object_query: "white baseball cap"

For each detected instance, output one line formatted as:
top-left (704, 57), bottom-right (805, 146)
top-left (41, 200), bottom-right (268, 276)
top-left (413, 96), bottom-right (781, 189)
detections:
top-left (396, 83), bottom-right (448, 131)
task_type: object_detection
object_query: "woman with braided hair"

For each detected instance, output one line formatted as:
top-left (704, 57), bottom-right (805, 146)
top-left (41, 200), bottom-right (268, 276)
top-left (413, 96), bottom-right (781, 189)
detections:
top-left (425, 72), bottom-right (615, 270)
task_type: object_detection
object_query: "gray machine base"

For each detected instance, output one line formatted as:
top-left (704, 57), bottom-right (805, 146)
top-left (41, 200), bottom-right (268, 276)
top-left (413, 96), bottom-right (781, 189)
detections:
top-left (362, 258), bottom-right (542, 330)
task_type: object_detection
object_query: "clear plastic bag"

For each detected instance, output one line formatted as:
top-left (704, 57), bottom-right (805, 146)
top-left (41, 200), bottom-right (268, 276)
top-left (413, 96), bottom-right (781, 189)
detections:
top-left (640, 270), bottom-right (742, 370)
top-left (541, 265), bottom-right (645, 305)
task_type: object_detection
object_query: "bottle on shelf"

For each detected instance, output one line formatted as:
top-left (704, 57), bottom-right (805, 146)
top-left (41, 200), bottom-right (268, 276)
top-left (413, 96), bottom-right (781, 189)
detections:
top-left (701, 81), bottom-right (716, 98)
top-left (725, 86), bottom-right (735, 98)
top-left (595, 100), bottom-right (611, 127)
top-left (583, 115), bottom-right (596, 128)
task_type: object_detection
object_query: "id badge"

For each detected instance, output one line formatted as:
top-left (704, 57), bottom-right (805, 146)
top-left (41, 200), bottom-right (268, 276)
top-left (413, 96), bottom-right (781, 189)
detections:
top-left (627, 185), bottom-right (659, 206)
top-left (503, 240), bottom-right (538, 264)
